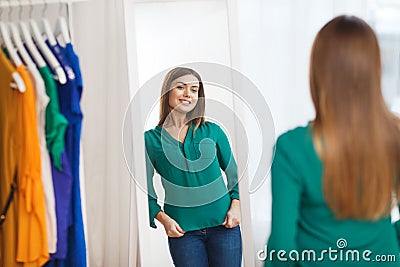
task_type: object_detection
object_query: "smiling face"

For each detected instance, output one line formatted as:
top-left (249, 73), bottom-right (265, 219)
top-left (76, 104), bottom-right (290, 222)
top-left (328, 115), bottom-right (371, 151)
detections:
top-left (158, 67), bottom-right (205, 128)
top-left (168, 74), bottom-right (200, 114)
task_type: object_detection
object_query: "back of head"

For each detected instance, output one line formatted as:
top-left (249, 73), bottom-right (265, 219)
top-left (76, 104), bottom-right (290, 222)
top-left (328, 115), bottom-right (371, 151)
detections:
top-left (310, 15), bottom-right (400, 220)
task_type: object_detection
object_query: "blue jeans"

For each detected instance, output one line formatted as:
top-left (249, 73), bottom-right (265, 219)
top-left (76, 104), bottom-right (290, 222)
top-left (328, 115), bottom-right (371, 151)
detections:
top-left (168, 225), bottom-right (242, 267)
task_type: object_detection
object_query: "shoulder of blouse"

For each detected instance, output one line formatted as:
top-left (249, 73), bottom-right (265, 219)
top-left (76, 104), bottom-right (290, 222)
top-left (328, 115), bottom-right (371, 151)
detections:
top-left (200, 121), bottom-right (223, 135)
top-left (274, 124), bottom-right (312, 162)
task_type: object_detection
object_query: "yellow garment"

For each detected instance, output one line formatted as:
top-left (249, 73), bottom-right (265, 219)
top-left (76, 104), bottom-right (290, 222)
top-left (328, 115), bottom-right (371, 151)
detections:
top-left (15, 65), bottom-right (49, 267)
top-left (0, 52), bottom-right (23, 267)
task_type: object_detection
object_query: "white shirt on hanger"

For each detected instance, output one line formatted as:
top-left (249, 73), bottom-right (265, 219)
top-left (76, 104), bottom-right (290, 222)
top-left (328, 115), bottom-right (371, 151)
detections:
top-left (27, 64), bottom-right (58, 254)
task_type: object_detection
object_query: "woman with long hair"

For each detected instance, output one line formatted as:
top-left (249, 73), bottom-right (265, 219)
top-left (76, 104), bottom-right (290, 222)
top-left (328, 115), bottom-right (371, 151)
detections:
top-left (265, 15), bottom-right (400, 266)
top-left (145, 67), bottom-right (242, 266)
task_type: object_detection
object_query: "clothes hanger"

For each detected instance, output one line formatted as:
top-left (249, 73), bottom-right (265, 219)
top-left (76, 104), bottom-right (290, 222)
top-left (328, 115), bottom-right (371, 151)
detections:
top-left (54, 0), bottom-right (71, 45)
top-left (10, 0), bottom-right (35, 68)
top-left (41, 0), bottom-right (57, 46)
top-left (20, 24), bottom-right (46, 68)
top-left (19, 0), bottom-right (46, 67)
top-left (0, 1), bottom-right (23, 67)
top-left (0, 23), bottom-right (17, 64)
top-left (0, 0), bottom-right (25, 92)
top-left (30, 0), bottom-right (67, 84)
top-left (42, 18), bottom-right (57, 46)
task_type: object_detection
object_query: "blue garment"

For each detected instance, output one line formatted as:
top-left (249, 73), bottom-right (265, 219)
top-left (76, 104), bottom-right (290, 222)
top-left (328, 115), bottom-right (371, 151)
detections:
top-left (60, 42), bottom-right (86, 267)
top-left (48, 151), bottom-right (72, 262)
top-left (46, 40), bottom-right (86, 267)
top-left (64, 43), bottom-right (83, 90)
top-left (168, 225), bottom-right (242, 267)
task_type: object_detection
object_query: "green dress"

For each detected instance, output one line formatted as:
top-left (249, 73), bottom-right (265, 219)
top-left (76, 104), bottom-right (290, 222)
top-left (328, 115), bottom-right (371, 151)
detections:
top-left (265, 124), bottom-right (400, 267)
top-left (145, 121), bottom-right (239, 231)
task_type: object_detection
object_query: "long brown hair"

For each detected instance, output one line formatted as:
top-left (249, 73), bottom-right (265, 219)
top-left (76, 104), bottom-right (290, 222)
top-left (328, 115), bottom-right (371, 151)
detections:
top-left (158, 67), bottom-right (205, 130)
top-left (310, 15), bottom-right (400, 220)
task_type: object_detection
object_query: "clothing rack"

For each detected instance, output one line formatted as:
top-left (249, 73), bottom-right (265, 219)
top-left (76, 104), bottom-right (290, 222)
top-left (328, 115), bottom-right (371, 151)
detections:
top-left (0, 0), bottom-right (86, 8)
top-left (0, 0), bottom-right (88, 44)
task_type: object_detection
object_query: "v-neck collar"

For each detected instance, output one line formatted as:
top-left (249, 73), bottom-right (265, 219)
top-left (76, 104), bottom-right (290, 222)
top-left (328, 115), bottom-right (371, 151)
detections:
top-left (156, 123), bottom-right (194, 145)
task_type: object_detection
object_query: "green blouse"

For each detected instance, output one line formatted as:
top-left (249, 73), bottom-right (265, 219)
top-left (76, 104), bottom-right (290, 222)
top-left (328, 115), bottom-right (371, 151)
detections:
top-left (145, 121), bottom-right (239, 231)
top-left (39, 66), bottom-right (68, 171)
top-left (266, 124), bottom-right (400, 266)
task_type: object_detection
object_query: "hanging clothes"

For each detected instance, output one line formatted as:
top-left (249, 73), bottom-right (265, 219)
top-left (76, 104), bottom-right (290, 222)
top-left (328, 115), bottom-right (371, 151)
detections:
top-left (59, 42), bottom-right (86, 267)
top-left (39, 64), bottom-right (69, 171)
top-left (1, 4), bottom-right (86, 266)
top-left (27, 38), bottom-right (73, 258)
top-left (0, 50), bottom-right (23, 267)
top-left (38, 66), bottom-right (73, 261)
top-left (26, 64), bottom-right (58, 254)
top-left (44, 41), bottom-right (86, 267)
top-left (15, 64), bottom-right (49, 267)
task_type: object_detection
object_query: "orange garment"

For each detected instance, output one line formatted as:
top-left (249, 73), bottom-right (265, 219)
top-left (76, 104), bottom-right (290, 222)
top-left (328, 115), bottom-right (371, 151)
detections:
top-left (0, 52), bottom-right (23, 267)
top-left (15, 65), bottom-right (49, 267)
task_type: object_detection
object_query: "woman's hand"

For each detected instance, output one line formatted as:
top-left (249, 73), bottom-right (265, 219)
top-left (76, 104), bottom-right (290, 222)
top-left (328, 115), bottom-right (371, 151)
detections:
top-left (156, 211), bottom-right (185, 237)
top-left (222, 199), bottom-right (241, 228)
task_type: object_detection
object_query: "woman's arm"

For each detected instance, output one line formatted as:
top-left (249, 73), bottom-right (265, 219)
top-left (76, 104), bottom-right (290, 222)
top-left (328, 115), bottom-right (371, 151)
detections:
top-left (222, 199), bottom-right (241, 228)
top-left (145, 134), bottom-right (185, 236)
top-left (265, 135), bottom-right (301, 266)
top-left (155, 211), bottom-right (185, 237)
top-left (214, 124), bottom-right (241, 228)
top-left (145, 149), bottom-right (162, 229)
top-left (215, 124), bottom-right (239, 200)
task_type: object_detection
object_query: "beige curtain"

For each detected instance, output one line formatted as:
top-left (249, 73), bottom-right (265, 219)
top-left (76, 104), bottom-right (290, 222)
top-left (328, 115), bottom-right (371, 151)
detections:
top-left (72, 0), bottom-right (135, 266)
